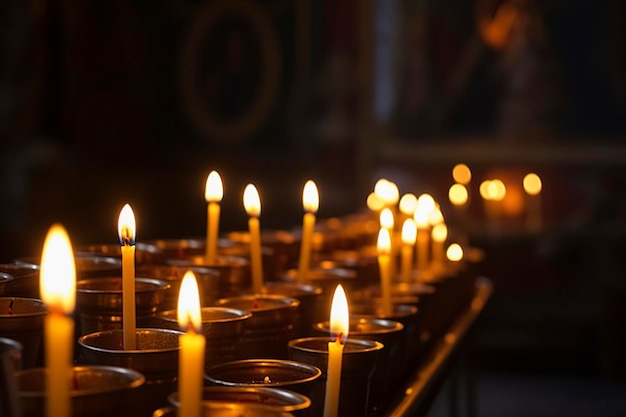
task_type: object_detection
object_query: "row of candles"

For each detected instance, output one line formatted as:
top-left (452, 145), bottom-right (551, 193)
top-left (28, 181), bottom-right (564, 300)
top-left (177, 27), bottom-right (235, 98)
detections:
top-left (9, 165), bottom-right (497, 417)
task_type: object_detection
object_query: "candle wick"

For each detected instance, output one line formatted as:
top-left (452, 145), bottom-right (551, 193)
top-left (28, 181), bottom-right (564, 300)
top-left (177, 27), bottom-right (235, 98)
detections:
top-left (8, 298), bottom-right (14, 315)
top-left (336, 332), bottom-right (346, 344)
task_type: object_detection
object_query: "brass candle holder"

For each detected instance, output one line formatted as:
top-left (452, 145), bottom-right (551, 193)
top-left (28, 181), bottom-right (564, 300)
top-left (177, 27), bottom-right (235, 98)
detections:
top-left (16, 365), bottom-right (145, 417)
top-left (0, 337), bottom-right (21, 417)
top-left (0, 263), bottom-right (40, 299)
top-left (287, 337), bottom-right (383, 417)
top-left (153, 402), bottom-right (297, 417)
top-left (153, 306), bottom-right (252, 369)
top-left (0, 297), bottom-right (47, 369)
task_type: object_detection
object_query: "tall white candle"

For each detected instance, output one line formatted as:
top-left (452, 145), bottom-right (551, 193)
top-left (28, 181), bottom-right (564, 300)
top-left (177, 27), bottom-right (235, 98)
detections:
top-left (40, 224), bottom-right (76, 417)
top-left (298, 180), bottom-right (319, 282)
top-left (118, 203), bottom-right (137, 349)
top-left (244, 184), bottom-right (263, 293)
top-left (323, 284), bottom-right (349, 417)
top-left (205, 171), bottom-right (223, 264)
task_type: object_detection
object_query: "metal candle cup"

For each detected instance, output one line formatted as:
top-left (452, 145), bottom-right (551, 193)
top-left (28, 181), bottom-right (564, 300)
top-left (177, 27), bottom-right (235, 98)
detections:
top-left (0, 264), bottom-right (39, 299)
top-left (77, 328), bottom-right (181, 417)
top-left (168, 386), bottom-right (311, 416)
top-left (153, 403), bottom-right (297, 417)
top-left (215, 294), bottom-right (299, 359)
top-left (77, 241), bottom-right (162, 265)
top-left (0, 297), bottom-right (47, 369)
top-left (227, 230), bottom-right (299, 279)
top-left (287, 337), bottom-right (384, 417)
top-left (75, 277), bottom-right (169, 336)
top-left (0, 337), bottom-right (21, 417)
top-left (205, 359), bottom-right (322, 414)
top-left (262, 281), bottom-right (323, 338)
top-left (16, 365), bottom-right (145, 417)
top-left (312, 317), bottom-right (404, 415)
top-left (137, 264), bottom-right (222, 309)
top-left (154, 307), bottom-right (252, 369)
top-left (17, 253), bottom-right (122, 279)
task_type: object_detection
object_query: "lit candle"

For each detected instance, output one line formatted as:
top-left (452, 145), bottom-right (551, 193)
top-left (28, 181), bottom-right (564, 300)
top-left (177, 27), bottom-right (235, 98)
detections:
top-left (177, 271), bottom-right (206, 417)
top-left (446, 243), bottom-right (464, 262)
top-left (298, 180), bottom-right (319, 282)
top-left (118, 203), bottom-right (137, 349)
top-left (523, 172), bottom-right (542, 232)
top-left (379, 208), bottom-right (396, 280)
top-left (431, 223), bottom-right (448, 272)
top-left (323, 284), bottom-right (349, 417)
top-left (480, 179), bottom-right (506, 235)
top-left (400, 218), bottom-right (417, 282)
top-left (398, 193), bottom-right (418, 233)
top-left (377, 227), bottom-right (393, 316)
top-left (205, 171), bottom-right (223, 264)
top-left (452, 163), bottom-right (472, 185)
top-left (366, 192), bottom-right (385, 214)
top-left (448, 183), bottom-right (469, 208)
top-left (414, 194), bottom-right (435, 272)
top-left (243, 184), bottom-right (263, 293)
top-left (40, 224), bottom-right (76, 417)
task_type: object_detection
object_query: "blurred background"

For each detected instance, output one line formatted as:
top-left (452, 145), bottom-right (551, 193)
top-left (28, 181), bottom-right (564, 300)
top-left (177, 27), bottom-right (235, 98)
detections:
top-left (1, 0), bottom-right (626, 415)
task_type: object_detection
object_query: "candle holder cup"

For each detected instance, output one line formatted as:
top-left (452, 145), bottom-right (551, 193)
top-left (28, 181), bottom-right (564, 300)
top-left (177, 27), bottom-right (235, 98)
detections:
top-left (153, 307), bottom-right (251, 369)
top-left (226, 230), bottom-right (299, 278)
top-left (287, 337), bottom-right (383, 417)
top-left (137, 264), bottom-right (222, 309)
top-left (77, 241), bottom-right (162, 265)
top-left (0, 264), bottom-right (39, 299)
top-left (76, 277), bottom-right (169, 336)
top-left (312, 317), bottom-right (404, 414)
top-left (261, 281), bottom-right (323, 338)
top-left (205, 359), bottom-right (322, 416)
top-left (16, 365), bottom-right (145, 417)
top-left (153, 403), bottom-right (297, 417)
top-left (216, 237), bottom-right (280, 282)
top-left (17, 254), bottom-right (122, 280)
top-left (168, 386), bottom-right (311, 417)
top-left (77, 328), bottom-right (181, 417)
top-left (0, 297), bottom-right (47, 369)
top-left (0, 337), bottom-right (21, 417)
top-left (215, 294), bottom-right (299, 359)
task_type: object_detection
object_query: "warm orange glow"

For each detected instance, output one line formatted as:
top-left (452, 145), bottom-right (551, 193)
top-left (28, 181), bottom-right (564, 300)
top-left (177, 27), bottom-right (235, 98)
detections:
top-left (117, 204), bottom-right (136, 245)
top-left (452, 163), bottom-right (472, 184)
top-left (177, 271), bottom-right (202, 333)
top-left (401, 218), bottom-right (417, 245)
top-left (377, 227), bottom-right (391, 256)
top-left (449, 183), bottom-right (469, 206)
top-left (329, 284), bottom-right (349, 341)
top-left (243, 184), bottom-right (261, 217)
top-left (446, 243), bottom-right (464, 262)
top-left (205, 171), bottom-right (223, 202)
top-left (374, 179), bottom-right (399, 205)
top-left (416, 193), bottom-right (436, 213)
top-left (523, 173), bottom-right (542, 196)
top-left (489, 179), bottom-right (506, 201)
top-left (399, 193), bottom-right (418, 215)
top-left (479, 180), bottom-right (492, 200)
top-left (428, 206), bottom-right (444, 225)
top-left (40, 224), bottom-right (76, 314)
top-left (302, 180), bottom-right (319, 213)
top-left (431, 223), bottom-right (448, 243)
top-left (379, 208), bottom-right (394, 229)
top-left (366, 192), bottom-right (385, 211)
top-left (479, 2), bottom-right (518, 50)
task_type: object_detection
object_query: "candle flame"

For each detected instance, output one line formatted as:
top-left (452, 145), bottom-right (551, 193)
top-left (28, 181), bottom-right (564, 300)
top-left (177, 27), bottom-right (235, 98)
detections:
top-left (479, 180), bottom-right (492, 200)
top-left (448, 183), bottom-right (469, 206)
top-left (401, 218), bottom-right (417, 245)
top-left (40, 224), bottom-right (76, 314)
top-left (523, 173), bottom-right (542, 195)
top-left (377, 227), bottom-right (391, 256)
top-left (205, 171), bottom-right (223, 202)
top-left (446, 243), bottom-right (464, 262)
top-left (329, 284), bottom-right (349, 343)
top-left (243, 184), bottom-right (261, 217)
top-left (177, 271), bottom-right (202, 333)
top-left (379, 208), bottom-right (394, 229)
top-left (399, 193), bottom-right (418, 215)
top-left (489, 179), bottom-right (506, 201)
top-left (366, 192), bottom-right (384, 211)
top-left (302, 180), bottom-right (319, 213)
top-left (428, 206), bottom-right (444, 225)
top-left (374, 179), bottom-right (399, 205)
top-left (432, 223), bottom-right (448, 243)
top-left (117, 204), bottom-right (136, 246)
top-left (452, 163), bottom-right (472, 184)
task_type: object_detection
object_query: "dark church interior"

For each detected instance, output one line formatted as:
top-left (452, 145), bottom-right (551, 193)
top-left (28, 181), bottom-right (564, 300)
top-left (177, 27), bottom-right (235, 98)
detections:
top-left (1, 1), bottom-right (626, 416)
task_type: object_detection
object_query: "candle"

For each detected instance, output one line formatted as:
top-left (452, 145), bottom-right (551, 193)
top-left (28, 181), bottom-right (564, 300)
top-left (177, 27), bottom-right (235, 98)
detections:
top-left (323, 284), bottom-right (349, 417)
top-left (400, 218), bottom-right (417, 282)
top-left (379, 208), bottom-right (396, 280)
top-left (377, 227), bottom-right (393, 316)
top-left (298, 180), bottom-right (319, 282)
top-left (414, 194), bottom-right (434, 272)
top-left (243, 184), bottom-right (263, 293)
top-left (446, 243), bottom-right (464, 262)
top-left (366, 192), bottom-right (385, 213)
top-left (177, 271), bottom-right (206, 417)
top-left (480, 179), bottom-right (506, 235)
top-left (448, 183), bottom-right (469, 208)
top-left (118, 203), bottom-right (137, 349)
top-left (205, 171), bottom-right (223, 264)
top-left (523, 172), bottom-right (542, 232)
top-left (452, 163), bottom-right (472, 184)
top-left (431, 223), bottom-right (448, 272)
top-left (40, 224), bottom-right (76, 417)
top-left (399, 193), bottom-right (418, 219)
